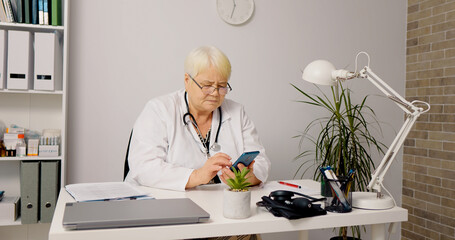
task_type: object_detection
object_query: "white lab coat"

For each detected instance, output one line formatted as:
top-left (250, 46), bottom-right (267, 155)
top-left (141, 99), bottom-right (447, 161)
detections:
top-left (125, 89), bottom-right (271, 191)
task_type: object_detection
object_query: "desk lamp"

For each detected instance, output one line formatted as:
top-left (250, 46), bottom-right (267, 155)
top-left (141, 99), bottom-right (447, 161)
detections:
top-left (301, 52), bottom-right (430, 210)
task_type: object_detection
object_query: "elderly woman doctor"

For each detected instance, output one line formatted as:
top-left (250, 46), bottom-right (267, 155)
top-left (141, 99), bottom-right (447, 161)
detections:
top-left (125, 46), bottom-right (271, 191)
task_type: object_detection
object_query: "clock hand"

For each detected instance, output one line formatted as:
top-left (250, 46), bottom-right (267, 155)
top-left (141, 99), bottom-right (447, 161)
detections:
top-left (230, 0), bottom-right (236, 19)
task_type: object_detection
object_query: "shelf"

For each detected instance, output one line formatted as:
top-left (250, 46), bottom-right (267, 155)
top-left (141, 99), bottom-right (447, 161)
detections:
top-left (0, 22), bottom-right (64, 32)
top-left (0, 156), bottom-right (62, 161)
top-left (0, 217), bottom-right (52, 227)
top-left (0, 217), bottom-right (21, 227)
top-left (0, 89), bottom-right (63, 95)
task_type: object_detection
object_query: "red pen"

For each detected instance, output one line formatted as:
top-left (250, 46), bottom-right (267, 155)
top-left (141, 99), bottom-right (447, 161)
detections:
top-left (278, 181), bottom-right (301, 189)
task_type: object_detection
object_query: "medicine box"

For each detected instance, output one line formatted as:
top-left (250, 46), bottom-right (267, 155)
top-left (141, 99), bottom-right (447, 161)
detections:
top-left (39, 145), bottom-right (59, 157)
top-left (0, 196), bottom-right (20, 222)
top-left (28, 139), bottom-right (39, 156)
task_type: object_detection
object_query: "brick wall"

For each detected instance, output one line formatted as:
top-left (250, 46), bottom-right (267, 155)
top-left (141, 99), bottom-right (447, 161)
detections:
top-left (404, 0), bottom-right (455, 239)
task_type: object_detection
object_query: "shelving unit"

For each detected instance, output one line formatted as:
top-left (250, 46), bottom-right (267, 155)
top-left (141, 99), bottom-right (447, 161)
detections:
top-left (0, 0), bottom-right (69, 233)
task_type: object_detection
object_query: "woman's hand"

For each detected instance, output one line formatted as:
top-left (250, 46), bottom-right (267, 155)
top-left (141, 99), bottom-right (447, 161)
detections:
top-left (220, 160), bottom-right (262, 186)
top-left (186, 153), bottom-right (232, 189)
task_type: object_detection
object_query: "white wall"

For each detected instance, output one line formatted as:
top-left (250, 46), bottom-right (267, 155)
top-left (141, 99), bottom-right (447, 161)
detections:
top-left (67, 1), bottom-right (406, 239)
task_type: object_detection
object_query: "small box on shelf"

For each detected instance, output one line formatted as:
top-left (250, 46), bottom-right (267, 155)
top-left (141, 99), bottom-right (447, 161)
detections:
top-left (38, 130), bottom-right (60, 157)
top-left (27, 139), bottom-right (39, 156)
top-left (0, 196), bottom-right (20, 222)
top-left (38, 145), bottom-right (59, 157)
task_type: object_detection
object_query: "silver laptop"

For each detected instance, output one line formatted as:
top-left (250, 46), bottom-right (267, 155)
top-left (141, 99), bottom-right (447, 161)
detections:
top-left (62, 198), bottom-right (210, 230)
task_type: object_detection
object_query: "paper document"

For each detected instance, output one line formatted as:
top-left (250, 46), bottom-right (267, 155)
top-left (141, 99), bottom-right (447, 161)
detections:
top-left (65, 182), bottom-right (152, 202)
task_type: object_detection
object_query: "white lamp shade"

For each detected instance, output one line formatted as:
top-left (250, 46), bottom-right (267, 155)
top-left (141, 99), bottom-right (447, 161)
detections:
top-left (302, 60), bottom-right (337, 86)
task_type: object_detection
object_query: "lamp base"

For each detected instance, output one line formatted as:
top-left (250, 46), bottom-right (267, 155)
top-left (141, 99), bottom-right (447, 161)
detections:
top-left (352, 192), bottom-right (394, 210)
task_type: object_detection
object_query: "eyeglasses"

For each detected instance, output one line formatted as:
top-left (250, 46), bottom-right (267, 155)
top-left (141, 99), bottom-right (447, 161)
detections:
top-left (188, 74), bottom-right (232, 95)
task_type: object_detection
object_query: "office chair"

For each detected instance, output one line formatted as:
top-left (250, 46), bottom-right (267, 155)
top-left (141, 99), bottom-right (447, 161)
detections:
top-left (123, 130), bottom-right (133, 180)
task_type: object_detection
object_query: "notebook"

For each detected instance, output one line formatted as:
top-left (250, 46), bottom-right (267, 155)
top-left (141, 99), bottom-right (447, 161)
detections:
top-left (62, 198), bottom-right (210, 230)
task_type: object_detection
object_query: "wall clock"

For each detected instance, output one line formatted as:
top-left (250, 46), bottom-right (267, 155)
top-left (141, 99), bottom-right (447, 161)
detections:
top-left (217, 0), bottom-right (255, 25)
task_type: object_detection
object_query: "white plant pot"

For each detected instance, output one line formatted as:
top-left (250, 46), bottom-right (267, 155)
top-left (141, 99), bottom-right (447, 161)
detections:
top-left (223, 189), bottom-right (251, 219)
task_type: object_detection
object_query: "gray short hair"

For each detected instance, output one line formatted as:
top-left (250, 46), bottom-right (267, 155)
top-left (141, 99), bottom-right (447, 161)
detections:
top-left (184, 46), bottom-right (231, 80)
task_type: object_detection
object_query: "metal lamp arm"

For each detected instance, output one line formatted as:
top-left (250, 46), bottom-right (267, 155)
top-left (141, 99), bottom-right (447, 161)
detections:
top-left (368, 113), bottom-right (418, 193)
top-left (357, 66), bottom-right (430, 193)
top-left (360, 67), bottom-right (418, 114)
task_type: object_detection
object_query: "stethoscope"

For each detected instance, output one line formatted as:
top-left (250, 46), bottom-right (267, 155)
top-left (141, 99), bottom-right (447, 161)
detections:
top-left (182, 91), bottom-right (222, 154)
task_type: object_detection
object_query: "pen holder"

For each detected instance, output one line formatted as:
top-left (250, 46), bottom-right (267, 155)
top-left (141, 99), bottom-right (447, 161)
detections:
top-left (321, 176), bottom-right (353, 213)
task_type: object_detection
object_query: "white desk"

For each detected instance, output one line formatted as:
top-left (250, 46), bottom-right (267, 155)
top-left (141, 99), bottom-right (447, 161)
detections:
top-left (49, 180), bottom-right (407, 240)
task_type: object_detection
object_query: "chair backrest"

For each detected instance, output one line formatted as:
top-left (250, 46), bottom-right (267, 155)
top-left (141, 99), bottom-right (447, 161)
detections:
top-left (123, 130), bottom-right (133, 180)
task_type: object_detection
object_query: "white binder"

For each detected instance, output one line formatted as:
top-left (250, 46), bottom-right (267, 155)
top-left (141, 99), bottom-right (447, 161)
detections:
top-left (0, 30), bottom-right (6, 89)
top-left (7, 30), bottom-right (34, 90)
top-left (34, 32), bottom-right (63, 91)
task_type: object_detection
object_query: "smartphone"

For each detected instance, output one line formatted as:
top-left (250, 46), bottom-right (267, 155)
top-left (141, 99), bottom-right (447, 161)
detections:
top-left (232, 151), bottom-right (260, 170)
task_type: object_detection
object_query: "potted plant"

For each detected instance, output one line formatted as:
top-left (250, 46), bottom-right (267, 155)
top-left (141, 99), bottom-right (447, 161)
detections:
top-left (223, 167), bottom-right (252, 219)
top-left (292, 82), bottom-right (387, 240)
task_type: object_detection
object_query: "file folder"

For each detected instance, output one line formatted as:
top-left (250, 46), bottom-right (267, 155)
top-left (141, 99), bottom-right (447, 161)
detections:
top-left (43, 0), bottom-right (49, 25)
top-left (51, 0), bottom-right (62, 26)
top-left (7, 31), bottom-right (34, 90)
top-left (12, 0), bottom-right (24, 23)
top-left (20, 161), bottom-right (40, 224)
top-left (32, 0), bottom-right (39, 24)
top-left (0, 3), bottom-right (7, 22)
top-left (40, 161), bottom-right (60, 223)
top-left (38, 0), bottom-right (43, 24)
top-left (25, 0), bottom-right (32, 23)
top-left (34, 32), bottom-right (63, 91)
top-left (0, 30), bottom-right (6, 90)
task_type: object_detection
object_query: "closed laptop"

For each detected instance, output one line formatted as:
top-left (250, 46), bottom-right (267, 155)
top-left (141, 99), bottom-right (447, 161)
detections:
top-left (62, 198), bottom-right (210, 230)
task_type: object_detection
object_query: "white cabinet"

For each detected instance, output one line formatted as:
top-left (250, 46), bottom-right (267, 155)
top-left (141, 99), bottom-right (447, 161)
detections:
top-left (0, 0), bottom-right (69, 230)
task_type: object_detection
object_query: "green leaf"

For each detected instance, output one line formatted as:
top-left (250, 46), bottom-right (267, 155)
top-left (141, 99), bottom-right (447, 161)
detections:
top-left (226, 166), bottom-right (251, 191)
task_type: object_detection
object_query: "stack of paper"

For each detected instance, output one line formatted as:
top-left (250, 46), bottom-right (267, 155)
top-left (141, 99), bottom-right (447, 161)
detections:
top-left (65, 182), bottom-right (152, 202)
